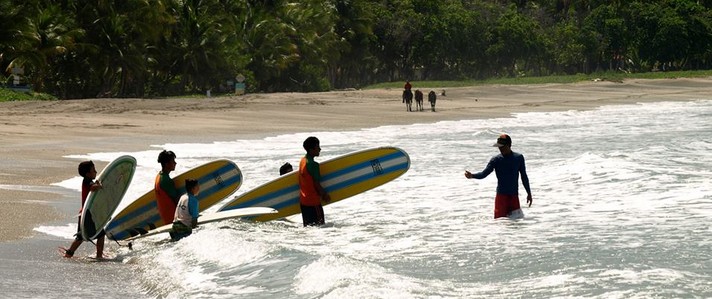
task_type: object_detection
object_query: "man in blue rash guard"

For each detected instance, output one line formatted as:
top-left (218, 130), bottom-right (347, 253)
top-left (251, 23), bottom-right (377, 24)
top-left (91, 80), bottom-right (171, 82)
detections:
top-left (465, 134), bottom-right (533, 218)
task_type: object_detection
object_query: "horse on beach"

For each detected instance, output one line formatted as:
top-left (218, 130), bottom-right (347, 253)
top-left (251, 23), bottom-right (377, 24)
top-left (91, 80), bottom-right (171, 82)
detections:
top-left (428, 90), bottom-right (437, 112)
top-left (402, 89), bottom-right (413, 112)
top-left (414, 89), bottom-right (424, 111)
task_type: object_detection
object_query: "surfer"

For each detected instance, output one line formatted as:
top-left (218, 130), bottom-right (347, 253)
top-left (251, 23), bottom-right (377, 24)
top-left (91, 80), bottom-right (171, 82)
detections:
top-left (464, 134), bottom-right (533, 218)
top-left (171, 179), bottom-right (200, 241)
top-left (59, 161), bottom-right (104, 259)
top-left (156, 150), bottom-right (180, 227)
top-left (298, 136), bottom-right (331, 226)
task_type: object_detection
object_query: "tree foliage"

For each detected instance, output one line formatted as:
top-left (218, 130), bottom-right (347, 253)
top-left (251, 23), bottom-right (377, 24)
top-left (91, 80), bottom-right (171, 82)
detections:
top-left (2, 0), bottom-right (712, 98)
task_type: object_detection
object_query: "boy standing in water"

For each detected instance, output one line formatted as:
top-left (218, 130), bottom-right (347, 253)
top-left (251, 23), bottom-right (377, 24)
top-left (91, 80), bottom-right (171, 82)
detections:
top-left (298, 137), bottom-right (331, 226)
top-left (156, 150), bottom-right (180, 226)
top-left (60, 161), bottom-right (104, 258)
top-left (465, 134), bottom-right (533, 218)
top-left (171, 179), bottom-right (200, 241)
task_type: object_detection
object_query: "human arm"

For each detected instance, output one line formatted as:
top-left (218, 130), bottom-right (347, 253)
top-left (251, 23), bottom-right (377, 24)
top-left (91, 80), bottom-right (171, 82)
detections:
top-left (188, 197), bottom-right (199, 228)
top-left (90, 180), bottom-right (103, 191)
top-left (520, 156), bottom-right (532, 207)
top-left (308, 162), bottom-right (331, 203)
top-left (464, 158), bottom-right (496, 179)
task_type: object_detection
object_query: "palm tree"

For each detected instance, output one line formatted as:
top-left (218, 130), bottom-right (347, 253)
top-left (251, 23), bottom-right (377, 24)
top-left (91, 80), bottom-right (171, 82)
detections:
top-left (6, 3), bottom-right (83, 92)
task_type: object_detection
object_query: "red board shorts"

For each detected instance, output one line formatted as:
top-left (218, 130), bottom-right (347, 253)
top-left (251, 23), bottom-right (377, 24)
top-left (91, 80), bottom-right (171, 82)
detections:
top-left (494, 194), bottom-right (521, 218)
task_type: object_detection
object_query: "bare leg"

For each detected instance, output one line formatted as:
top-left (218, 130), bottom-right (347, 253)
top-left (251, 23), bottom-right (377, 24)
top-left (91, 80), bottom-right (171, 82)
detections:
top-left (64, 239), bottom-right (83, 257)
top-left (95, 237), bottom-right (105, 259)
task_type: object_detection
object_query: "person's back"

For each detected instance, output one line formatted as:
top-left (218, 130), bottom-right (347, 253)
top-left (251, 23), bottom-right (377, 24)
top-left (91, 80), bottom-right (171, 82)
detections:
top-left (481, 152), bottom-right (527, 195)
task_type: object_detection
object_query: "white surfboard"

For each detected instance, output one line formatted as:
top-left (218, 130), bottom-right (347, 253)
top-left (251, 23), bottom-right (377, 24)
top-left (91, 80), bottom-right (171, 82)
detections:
top-left (81, 155), bottom-right (136, 240)
top-left (125, 207), bottom-right (278, 241)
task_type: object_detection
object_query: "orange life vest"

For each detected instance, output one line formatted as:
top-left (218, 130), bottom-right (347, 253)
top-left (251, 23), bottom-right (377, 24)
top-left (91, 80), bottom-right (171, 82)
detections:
top-left (155, 173), bottom-right (177, 224)
top-left (299, 156), bottom-right (321, 206)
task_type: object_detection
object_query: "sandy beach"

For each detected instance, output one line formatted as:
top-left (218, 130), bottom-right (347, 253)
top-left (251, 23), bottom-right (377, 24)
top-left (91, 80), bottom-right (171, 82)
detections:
top-left (2, 77), bottom-right (711, 242)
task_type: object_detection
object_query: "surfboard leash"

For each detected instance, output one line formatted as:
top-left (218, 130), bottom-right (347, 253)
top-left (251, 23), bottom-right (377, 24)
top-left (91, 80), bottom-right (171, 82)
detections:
top-left (108, 233), bottom-right (133, 250)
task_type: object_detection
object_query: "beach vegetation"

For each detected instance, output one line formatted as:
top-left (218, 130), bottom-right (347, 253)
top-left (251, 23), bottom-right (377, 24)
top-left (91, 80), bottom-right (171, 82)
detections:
top-left (0, 86), bottom-right (56, 101)
top-left (365, 69), bottom-right (712, 89)
top-left (2, 0), bottom-right (712, 99)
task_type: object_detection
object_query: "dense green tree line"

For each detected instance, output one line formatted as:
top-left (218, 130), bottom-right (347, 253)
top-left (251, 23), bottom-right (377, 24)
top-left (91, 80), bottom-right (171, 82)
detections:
top-left (2, 0), bottom-right (712, 99)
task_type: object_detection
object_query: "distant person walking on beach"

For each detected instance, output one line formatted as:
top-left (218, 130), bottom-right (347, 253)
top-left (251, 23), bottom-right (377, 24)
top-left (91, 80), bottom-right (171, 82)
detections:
top-left (464, 134), bottom-right (532, 218)
top-left (298, 136), bottom-right (331, 226)
top-left (428, 90), bottom-right (437, 111)
top-left (403, 81), bottom-right (414, 112)
top-left (402, 89), bottom-right (413, 112)
top-left (171, 178), bottom-right (200, 241)
top-left (156, 150), bottom-right (180, 227)
top-left (59, 161), bottom-right (104, 259)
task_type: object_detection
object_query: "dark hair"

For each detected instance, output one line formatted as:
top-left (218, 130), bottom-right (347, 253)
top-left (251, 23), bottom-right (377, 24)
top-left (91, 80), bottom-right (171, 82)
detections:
top-left (497, 134), bottom-right (512, 146)
top-left (157, 150), bottom-right (176, 165)
top-left (78, 161), bottom-right (95, 177)
top-left (279, 162), bottom-right (293, 175)
top-left (303, 136), bottom-right (320, 151)
top-left (185, 179), bottom-right (199, 193)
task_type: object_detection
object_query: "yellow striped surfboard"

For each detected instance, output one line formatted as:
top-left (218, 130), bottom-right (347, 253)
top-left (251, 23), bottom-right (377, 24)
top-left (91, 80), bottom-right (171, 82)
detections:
top-left (218, 147), bottom-right (410, 221)
top-left (106, 159), bottom-right (242, 240)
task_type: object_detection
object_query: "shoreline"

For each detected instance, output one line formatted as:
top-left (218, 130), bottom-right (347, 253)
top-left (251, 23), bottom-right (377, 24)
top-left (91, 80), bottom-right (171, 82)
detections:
top-left (2, 77), bottom-right (711, 242)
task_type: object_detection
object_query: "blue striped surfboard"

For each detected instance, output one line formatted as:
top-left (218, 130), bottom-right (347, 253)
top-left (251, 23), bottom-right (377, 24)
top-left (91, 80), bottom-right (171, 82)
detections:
top-left (218, 147), bottom-right (410, 221)
top-left (105, 160), bottom-right (242, 241)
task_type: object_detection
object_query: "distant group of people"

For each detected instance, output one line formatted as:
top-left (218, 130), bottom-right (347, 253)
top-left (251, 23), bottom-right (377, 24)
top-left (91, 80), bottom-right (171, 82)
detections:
top-left (62, 132), bottom-right (533, 258)
top-left (402, 81), bottom-right (437, 112)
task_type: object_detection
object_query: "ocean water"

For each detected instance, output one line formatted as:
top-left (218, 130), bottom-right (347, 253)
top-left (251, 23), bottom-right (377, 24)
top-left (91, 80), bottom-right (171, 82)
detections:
top-left (39, 100), bottom-right (711, 298)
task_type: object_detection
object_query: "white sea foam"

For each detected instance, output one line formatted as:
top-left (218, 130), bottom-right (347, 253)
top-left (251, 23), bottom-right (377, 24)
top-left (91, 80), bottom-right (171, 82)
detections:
top-left (39, 99), bottom-right (712, 298)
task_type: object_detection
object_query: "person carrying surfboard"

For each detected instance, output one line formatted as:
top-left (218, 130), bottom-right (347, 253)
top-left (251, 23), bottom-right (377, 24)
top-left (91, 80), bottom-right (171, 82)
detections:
top-left (298, 136), bottom-right (331, 226)
top-left (156, 150), bottom-right (180, 228)
top-left (59, 161), bottom-right (104, 258)
top-left (464, 134), bottom-right (533, 218)
top-left (171, 179), bottom-right (200, 241)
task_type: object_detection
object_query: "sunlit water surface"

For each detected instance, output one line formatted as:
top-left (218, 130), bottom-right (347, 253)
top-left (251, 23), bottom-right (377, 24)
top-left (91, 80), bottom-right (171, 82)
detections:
top-left (41, 100), bottom-right (712, 298)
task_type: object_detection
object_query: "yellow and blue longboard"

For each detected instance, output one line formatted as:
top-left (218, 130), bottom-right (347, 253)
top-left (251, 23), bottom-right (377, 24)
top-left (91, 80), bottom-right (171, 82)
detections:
top-left (105, 159), bottom-right (242, 240)
top-left (81, 155), bottom-right (137, 240)
top-left (218, 147), bottom-right (410, 221)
